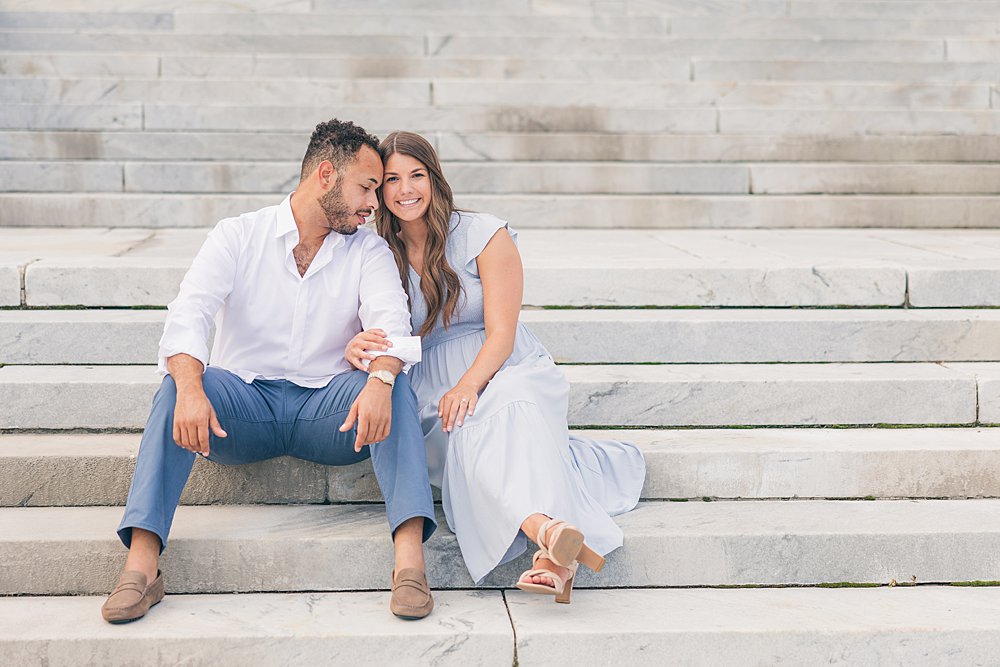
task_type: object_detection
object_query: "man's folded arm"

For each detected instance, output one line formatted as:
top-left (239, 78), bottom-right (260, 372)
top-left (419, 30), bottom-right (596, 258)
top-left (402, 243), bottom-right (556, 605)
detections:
top-left (157, 219), bottom-right (241, 376)
top-left (358, 237), bottom-right (422, 373)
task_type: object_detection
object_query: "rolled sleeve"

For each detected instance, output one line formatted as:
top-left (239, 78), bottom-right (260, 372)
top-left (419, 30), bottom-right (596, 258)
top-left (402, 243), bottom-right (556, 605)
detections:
top-left (358, 236), bottom-right (421, 373)
top-left (156, 219), bottom-right (240, 376)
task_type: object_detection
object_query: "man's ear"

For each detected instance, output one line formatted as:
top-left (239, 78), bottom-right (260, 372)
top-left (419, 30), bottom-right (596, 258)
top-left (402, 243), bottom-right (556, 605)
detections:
top-left (318, 160), bottom-right (338, 189)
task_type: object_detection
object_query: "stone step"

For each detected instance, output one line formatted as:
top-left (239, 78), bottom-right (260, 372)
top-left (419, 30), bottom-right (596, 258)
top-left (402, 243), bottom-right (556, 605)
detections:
top-left (0, 362), bottom-right (988, 429)
top-left (4, 78), bottom-right (991, 110)
top-left (0, 52), bottom-right (693, 80)
top-left (0, 591), bottom-right (513, 667)
top-left (4, 428), bottom-right (999, 507)
top-left (9, 160), bottom-right (1000, 195)
top-left (0, 32), bottom-right (949, 61)
top-left (789, 2), bottom-right (1000, 20)
top-left (6, 499), bottom-right (1000, 594)
top-left (670, 16), bottom-right (1000, 38)
top-left (4, 587), bottom-right (1000, 666)
top-left (6, 192), bottom-right (1000, 229)
top-left (509, 587), bottom-right (1000, 666)
top-left (6, 130), bottom-right (1000, 163)
top-left (12, 228), bottom-right (1000, 307)
top-left (0, 11), bottom-right (670, 36)
top-left (8, 12), bottom-right (995, 40)
top-left (7, 309), bottom-right (1000, 365)
top-left (693, 60), bottom-right (1000, 82)
top-left (9, 103), bottom-right (999, 135)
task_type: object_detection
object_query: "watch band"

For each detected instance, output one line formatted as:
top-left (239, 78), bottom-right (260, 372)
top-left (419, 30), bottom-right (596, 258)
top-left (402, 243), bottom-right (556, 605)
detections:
top-left (368, 369), bottom-right (396, 387)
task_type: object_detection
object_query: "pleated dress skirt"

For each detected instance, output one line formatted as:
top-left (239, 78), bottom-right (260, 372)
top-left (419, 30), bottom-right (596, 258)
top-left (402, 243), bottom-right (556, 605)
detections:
top-left (409, 323), bottom-right (646, 584)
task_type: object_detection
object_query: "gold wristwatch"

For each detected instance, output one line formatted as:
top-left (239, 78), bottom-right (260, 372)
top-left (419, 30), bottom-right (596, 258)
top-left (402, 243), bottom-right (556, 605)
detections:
top-left (368, 369), bottom-right (396, 387)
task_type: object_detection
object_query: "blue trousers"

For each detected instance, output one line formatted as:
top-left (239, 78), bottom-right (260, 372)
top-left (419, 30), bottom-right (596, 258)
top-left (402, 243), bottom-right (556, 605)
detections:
top-left (118, 367), bottom-right (437, 551)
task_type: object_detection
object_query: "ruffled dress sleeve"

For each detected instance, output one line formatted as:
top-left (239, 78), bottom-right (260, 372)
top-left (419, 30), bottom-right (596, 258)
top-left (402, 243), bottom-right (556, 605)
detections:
top-left (463, 213), bottom-right (519, 277)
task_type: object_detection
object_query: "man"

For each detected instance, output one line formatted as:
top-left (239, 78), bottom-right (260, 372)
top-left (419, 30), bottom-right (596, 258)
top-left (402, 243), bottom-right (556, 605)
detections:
top-left (101, 119), bottom-right (436, 624)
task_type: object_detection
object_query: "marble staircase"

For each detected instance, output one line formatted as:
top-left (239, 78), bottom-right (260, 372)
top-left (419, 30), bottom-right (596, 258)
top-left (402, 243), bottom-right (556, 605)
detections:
top-left (4, 0), bottom-right (1000, 664)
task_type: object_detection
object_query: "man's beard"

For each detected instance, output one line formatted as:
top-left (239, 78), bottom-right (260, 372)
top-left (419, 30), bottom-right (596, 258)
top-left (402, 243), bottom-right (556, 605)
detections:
top-left (319, 184), bottom-right (361, 235)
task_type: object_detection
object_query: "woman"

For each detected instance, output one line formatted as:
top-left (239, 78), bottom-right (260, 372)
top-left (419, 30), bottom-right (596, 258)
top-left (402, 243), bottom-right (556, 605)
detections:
top-left (345, 131), bottom-right (645, 603)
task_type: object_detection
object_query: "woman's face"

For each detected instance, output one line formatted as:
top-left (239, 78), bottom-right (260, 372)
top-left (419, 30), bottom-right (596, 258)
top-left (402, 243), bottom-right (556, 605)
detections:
top-left (382, 152), bottom-right (432, 223)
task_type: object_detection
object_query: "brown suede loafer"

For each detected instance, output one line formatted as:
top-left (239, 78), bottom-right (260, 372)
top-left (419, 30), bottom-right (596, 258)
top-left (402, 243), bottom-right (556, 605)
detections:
top-left (101, 570), bottom-right (164, 624)
top-left (390, 568), bottom-right (434, 620)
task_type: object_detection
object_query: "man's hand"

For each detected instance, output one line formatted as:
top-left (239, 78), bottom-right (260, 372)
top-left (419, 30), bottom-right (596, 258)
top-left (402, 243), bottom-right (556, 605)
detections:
top-left (167, 353), bottom-right (227, 457)
top-left (340, 379), bottom-right (393, 452)
top-left (173, 389), bottom-right (228, 456)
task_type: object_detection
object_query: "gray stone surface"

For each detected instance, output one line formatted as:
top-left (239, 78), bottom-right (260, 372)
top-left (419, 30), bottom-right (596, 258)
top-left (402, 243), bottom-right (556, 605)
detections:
top-left (142, 104), bottom-right (715, 133)
top-left (0, 161), bottom-right (123, 193)
top-left (14, 192), bottom-right (1000, 229)
top-left (695, 60), bottom-right (1000, 83)
top-left (0, 32), bottom-right (424, 55)
top-left (6, 428), bottom-right (1000, 506)
top-left (0, 591), bottom-right (513, 667)
top-left (509, 587), bottom-right (1000, 666)
top-left (0, 363), bottom-right (984, 429)
top-left (159, 53), bottom-right (692, 80)
top-left (0, 265), bottom-right (19, 306)
top-left (721, 108), bottom-right (1000, 135)
top-left (0, 104), bottom-right (142, 130)
top-left (909, 266), bottom-right (1000, 307)
top-left (0, 434), bottom-right (329, 507)
top-left (671, 16), bottom-right (1000, 38)
top-left (25, 259), bottom-right (187, 307)
top-left (0, 310), bottom-right (164, 364)
top-left (5, 500), bottom-right (1000, 594)
top-left (1, 77), bottom-right (432, 107)
top-left (426, 35), bottom-right (945, 60)
top-left (522, 309), bottom-right (1000, 363)
top-left (433, 132), bottom-right (1000, 162)
top-left (459, 194), bottom-right (1000, 229)
top-left (120, 160), bottom-right (751, 195)
top-left (944, 364), bottom-right (1000, 425)
top-left (10, 308), bottom-right (1000, 365)
top-left (751, 163), bottom-right (1000, 194)
top-left (562, 363), bottom-right (977, 426)
top-left (432, 80), bottom-right (989, 109)
top-left (17, 227), bottom-right (1000, 307)
top-left (170, 12), bottom-right (669, 35)
top-left (0, 53), bottom-right (160, 77)
top-left (790, 2), bottom-right (1000, 19)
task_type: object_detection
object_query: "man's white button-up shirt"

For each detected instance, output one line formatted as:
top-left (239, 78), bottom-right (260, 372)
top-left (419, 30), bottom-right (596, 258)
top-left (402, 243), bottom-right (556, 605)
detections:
top-left (157, 193), bottom-right (419, 388)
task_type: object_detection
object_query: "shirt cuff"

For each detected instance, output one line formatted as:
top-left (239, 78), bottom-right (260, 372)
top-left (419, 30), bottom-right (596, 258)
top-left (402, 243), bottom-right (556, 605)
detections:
top-left (157, 338), bottom-right (211, 377)
top-left (362, 335), bottom-right (422, 374)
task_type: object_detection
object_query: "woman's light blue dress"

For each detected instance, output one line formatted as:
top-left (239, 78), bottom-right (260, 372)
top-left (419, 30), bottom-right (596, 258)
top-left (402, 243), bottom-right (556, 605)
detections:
top-left (407, 211), bottom-right (646, 584)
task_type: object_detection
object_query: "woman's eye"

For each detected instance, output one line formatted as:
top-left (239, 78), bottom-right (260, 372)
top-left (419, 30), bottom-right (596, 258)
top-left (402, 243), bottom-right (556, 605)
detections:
top-left (386, 176), bottom-right (398, 183)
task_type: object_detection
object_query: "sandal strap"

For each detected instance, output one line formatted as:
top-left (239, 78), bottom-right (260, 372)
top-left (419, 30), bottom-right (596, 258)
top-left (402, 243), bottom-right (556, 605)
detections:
top-left (536, 518), bottom-right (566, 551)
top-left (519, 569), bottom-right (566, 589)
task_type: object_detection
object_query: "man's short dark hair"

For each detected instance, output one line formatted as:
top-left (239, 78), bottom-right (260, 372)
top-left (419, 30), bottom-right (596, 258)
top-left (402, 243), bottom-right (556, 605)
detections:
top-left (300, 118), bottom-right (380, 182)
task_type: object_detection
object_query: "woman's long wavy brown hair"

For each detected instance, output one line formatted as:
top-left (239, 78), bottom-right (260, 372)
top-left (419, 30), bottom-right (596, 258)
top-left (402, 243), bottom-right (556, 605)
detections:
top-left (375, 131), bottom-right (463, 337)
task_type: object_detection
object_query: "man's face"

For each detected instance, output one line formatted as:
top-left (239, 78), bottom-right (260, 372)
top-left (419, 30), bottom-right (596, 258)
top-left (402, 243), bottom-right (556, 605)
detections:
top-left (318, 145), bottom-right (382, 235)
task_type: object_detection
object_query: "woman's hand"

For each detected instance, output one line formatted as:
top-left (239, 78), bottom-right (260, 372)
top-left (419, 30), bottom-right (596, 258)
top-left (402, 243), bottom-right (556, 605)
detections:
top-left (439, 380), bottom-right (480, 433)
top-left (344, 328), bottom-right (391, 371)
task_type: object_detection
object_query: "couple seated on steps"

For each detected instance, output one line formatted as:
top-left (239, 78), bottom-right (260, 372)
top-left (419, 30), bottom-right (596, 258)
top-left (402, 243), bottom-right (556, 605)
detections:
top-left (101, 118), bottom-right (646, 624)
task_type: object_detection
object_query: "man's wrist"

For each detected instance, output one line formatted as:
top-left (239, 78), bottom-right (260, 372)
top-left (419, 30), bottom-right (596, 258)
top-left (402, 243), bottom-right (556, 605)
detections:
top-left (368, 369), bottom-right (396, 387)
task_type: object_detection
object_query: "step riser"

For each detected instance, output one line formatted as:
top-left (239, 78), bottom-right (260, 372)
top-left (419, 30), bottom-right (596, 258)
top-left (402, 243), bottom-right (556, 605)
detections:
top-left (7, 194), bottom-right (1000, 230)
top-left (8, 314), bottom-right (1000, 364)
top-left (14, 161), bottom-right (1000, 196)
top-left (0, 364), bottom-right (983, 429)
top-left (0, 592), bottom-right (512, 667)
top-left (4, 79), bottom-right (990, 110)
top-left (6, 431), bottom-right (1000, 507)
top-left (7, 131), bottom-right (1000, 163)
top-left (5, 502), bottom-right (1000, 594)
top-left (16, 264), bottom-right (908, 308)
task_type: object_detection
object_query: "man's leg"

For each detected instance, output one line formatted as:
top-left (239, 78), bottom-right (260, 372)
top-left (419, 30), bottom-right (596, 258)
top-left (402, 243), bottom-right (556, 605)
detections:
top-left (289, 371), bottom-right (436, 593)
top-left (107, 368), bottom-right (282, 622)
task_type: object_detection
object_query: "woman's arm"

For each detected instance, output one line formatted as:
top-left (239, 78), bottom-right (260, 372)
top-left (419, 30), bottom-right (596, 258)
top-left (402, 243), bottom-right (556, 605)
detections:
top-left (440, 228), bottom-right (523, 432)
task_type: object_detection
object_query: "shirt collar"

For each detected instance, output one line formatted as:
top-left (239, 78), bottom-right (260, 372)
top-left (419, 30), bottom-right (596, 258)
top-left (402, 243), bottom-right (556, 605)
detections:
top-left (275, 192), bottom-right (297, 239)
